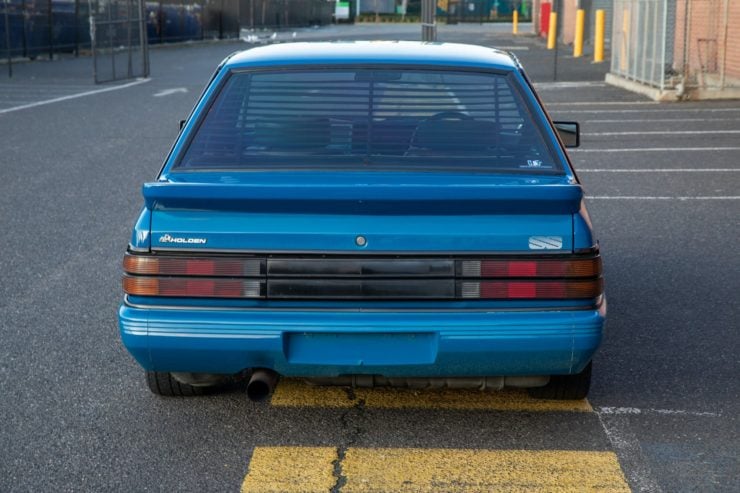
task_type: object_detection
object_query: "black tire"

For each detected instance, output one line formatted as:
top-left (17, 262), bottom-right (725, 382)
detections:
top-left (528, 362), bottom-right (592, 400)
top-left (145, 371), bottom-right (205, 397)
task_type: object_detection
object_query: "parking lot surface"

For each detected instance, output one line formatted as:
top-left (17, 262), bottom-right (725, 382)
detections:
top-left (1, 25), bottom-right (737, 492)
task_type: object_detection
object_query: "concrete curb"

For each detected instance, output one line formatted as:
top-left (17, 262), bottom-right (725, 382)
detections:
top-left (606, 72), bottom-right (740, 101)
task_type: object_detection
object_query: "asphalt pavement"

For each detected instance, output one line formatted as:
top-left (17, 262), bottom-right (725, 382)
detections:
top-left (0, 24), bottom-right (738, 493)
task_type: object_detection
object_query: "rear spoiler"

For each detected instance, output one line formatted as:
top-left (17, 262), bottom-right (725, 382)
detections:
top-left (143, 182), bottom-right (584, 215)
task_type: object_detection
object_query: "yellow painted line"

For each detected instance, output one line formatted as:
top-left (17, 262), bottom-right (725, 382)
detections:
top-left (342, 448), bottom-right (630, 493)
top-left (270, 379), bottom-right (354, 408)
top-left (240, 446), bottom-right (337, 493)
top-left (240, 447), bottom-right (630, 493)
top-left (271, 379), bottom-right (592, 412)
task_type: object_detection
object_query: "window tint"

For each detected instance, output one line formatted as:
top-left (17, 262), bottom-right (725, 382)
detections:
top-left (177, 69), bottom-right (560, 173)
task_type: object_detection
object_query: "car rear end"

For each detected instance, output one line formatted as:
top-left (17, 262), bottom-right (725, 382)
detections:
top-left (119, 43), bottom-right (605, 399)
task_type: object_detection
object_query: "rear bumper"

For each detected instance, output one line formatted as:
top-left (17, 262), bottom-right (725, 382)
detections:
top-left (119, 302), bottom-right (605, 377)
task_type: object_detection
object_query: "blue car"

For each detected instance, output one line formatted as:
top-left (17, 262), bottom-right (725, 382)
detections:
top-left (119, 42), bottom-right (604, 401)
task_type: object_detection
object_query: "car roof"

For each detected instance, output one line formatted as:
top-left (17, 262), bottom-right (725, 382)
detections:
top-left (224, 41), bottom-right (520, 72)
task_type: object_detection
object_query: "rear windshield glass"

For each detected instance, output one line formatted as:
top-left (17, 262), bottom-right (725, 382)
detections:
top-left (176, 68), bottom-right (561, 173)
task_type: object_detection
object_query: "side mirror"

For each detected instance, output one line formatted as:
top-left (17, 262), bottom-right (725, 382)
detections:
top-left (179, 119), bottom-right (186, 130)
top-left (553, 121), bottom-right (580, 148)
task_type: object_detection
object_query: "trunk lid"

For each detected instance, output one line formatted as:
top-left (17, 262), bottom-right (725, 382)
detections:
top-left (146, 172), bottom-right (580, 254)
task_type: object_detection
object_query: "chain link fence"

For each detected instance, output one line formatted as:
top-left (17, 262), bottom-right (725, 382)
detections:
top-left (611, 0), bottom-right (739, 92)
top-left (674, 0), bottom-right (739, 91)
top-left (611, 0), bottom-right (671, 90)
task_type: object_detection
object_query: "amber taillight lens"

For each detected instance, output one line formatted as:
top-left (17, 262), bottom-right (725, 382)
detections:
top-left (123, 253), bottom-right (263, 277)
top-left (123, 253), bottom-right (265, 298)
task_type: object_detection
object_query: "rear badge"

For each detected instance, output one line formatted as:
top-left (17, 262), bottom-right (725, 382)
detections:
top-left (159, 234), bottom-right (207, 245)
top-left (528, 236), bottom-right (563, 250)
top-left (355, 235), bottom-right (367, 247)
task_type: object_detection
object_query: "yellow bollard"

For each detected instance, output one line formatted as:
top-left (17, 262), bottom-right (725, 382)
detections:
top-left (573, 9), bottom-right (585, 57)
top-left (547, 12), bottom-right (557, 50)
top-left (513, 10), bottom-right (518, 35)
top-left (594, 9), bottom-right (605, 63)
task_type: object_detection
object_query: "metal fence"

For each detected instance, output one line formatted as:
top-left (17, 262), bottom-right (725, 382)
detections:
top-left (237, 0), bottom-right (334, 31)
top-left (442, 1), bottom-right (533, 24)
top-left (0, 1), bottom-right (335, 63)
top-left (611, 0), bottom-right (738, 92)
top-left (0, 0), bottom-right (90, 62)
top-left (611, 0), bottom-right (670, 90)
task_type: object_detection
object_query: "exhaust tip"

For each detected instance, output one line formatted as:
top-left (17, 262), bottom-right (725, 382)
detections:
top-left (246, 369), bottom-right (279, 401)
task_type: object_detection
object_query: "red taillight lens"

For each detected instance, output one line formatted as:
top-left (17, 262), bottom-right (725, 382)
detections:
top-left (460, 258), bottom-right (601, 278)
top-left (123, 276), bottom-right (262, 298)
top-left (458, 256), bottom-right (603, 300)
top-left (460, 279), bottom-right (603, 300)
top-left (123, 253), bottom-right (262, 277)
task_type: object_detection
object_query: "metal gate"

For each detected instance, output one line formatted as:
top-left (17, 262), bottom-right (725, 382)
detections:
top-left (90, 0), bottom-right (149, 84)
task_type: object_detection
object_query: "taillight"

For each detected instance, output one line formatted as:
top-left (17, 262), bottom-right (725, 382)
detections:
top-left (123, 253), bottom-right (265, 298)
top-left (459, 258), bottom-right (601, 278)
top-left (122, 276), bottom-right (262, 298)
top-left (459, 279), bottom-right (603, 300)
top-left (123, 253), bottom-right (262, 277)
top-left (457, 256), bottom-right (603, 300)
top-left (122, 253), bottom-right (602, 301)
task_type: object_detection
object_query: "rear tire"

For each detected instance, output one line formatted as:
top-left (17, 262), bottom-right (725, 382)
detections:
top-left (528, 362), bottom-right (592, 400)
top-left (145, 371), bottom-right (205, 397)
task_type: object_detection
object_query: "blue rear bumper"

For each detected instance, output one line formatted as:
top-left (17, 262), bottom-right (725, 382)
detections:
top-left (119, 303), bottom-right (605, 377)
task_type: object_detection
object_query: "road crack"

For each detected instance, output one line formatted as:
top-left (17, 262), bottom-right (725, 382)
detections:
top-left (330, 390), bottom-right (366, 493)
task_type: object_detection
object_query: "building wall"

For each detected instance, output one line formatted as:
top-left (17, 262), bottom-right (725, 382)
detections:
top-left (674, 0), bottom-right (740, 84)
top-left (727, 1), bottom-right (740, 79)
top-left (562, 0), bottom-right (577, 44)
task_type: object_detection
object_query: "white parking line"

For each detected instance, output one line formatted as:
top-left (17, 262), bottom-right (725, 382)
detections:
top-left (572, 147), bottom-right (740, 152)
top-left (548, 101), bottom-right (659, 106)
top-left (596, 411), bottom-right (664, 493)
top-left (585, 118), bottom-right (740, 123)
top-left (554, 108), bottom-right (740, 114)
top-left (597, 406), bottom-right (721, 418)
top-left (0, 78), bottom-right (150, 115)
top-left (595, 405), bottom-right (722, 491)
top-left (584, 130), bottom-right (740, 136)
top-left (579, 168), bottom-right (739, 172)
top-left (153, 87), bottom-right (188, 97)
top-left (594, 405), bottom-right (721, 492)
top-left (0, 83), bottom-right (95, 90)
top-left (534, 81), bottom-right (606, 89)
top-left (586, 196), bottom-right (740, 200)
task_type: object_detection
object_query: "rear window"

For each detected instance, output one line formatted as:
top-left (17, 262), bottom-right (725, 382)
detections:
top-left (176, 68), bottom-right (561, 173)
